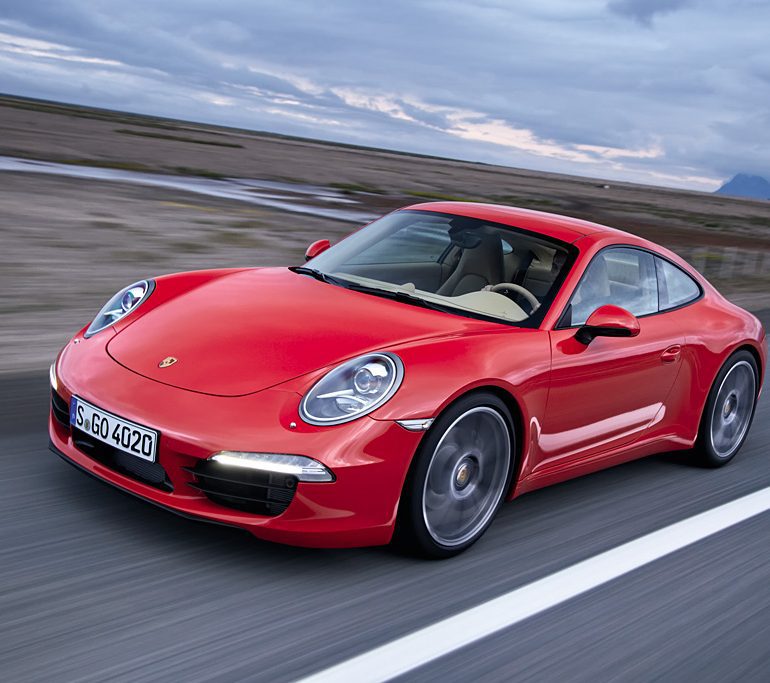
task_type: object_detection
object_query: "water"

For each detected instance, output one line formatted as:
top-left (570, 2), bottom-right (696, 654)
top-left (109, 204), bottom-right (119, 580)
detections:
top-left (0, 156), bottom-right (376, 224)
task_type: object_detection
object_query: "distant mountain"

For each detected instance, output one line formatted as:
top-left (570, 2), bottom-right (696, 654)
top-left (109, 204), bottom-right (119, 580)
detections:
top-left (715, 174), bottom-right (770, 200)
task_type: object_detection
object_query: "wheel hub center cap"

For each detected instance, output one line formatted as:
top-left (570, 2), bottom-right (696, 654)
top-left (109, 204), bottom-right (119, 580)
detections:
top-left (453, 457), bottom-right (476, 490)
top-left (723, 394), bottom-right (737, 420)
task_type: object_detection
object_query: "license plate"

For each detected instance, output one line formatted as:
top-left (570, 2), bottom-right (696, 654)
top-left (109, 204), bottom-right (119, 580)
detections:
top-left (70, 396), bottom-right (158, 462)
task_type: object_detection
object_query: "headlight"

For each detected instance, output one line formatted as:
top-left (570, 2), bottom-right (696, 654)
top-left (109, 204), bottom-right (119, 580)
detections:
top-left (85, 280), bottom-right (154, 337)
top-left (300, 352), bottom-right (404, 425)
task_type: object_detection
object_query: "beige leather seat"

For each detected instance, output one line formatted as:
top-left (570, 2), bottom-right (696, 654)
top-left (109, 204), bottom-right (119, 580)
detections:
top-left (437, 232), bottom-right (504, 296)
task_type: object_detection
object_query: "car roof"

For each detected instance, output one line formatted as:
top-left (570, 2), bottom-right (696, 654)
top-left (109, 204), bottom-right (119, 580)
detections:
top-left (404, 201), bottom-right (630, 244)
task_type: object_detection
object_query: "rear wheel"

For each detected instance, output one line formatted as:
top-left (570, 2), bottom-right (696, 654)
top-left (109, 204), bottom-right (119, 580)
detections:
top-left (693, 350), bottom-right (758, 467)
top-left (395, 392), bottom-right (514, 558)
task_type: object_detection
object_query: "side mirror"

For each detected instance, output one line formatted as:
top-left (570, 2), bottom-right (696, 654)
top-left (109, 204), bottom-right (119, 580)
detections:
top-left (305, 239), bottom-right (331, 261)
top-left (575, 304), bottom-right (640, 345)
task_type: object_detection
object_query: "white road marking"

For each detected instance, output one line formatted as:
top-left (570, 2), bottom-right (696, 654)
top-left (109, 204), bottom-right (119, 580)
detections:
top-left (298, 486), bottom-right (770, 683)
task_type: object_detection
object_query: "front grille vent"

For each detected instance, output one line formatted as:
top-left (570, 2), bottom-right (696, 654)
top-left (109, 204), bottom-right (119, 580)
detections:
top-left (51, 390), bottom-right (70, 427)
top-left (185, 460), bottom-right (297, 516)
top-left (72, 428), bottom-right (173, 492)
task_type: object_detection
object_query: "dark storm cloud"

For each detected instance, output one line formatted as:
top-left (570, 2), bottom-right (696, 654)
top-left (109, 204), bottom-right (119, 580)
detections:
top-left (0, 0), bottom-right (768, 190)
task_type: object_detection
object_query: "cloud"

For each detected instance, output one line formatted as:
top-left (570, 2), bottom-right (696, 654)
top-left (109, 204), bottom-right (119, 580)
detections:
top-left (0, 30), bottom-right (121, 66)
top-left (331, 88), bottom-right (420, 123)
top-left (0, 1), bottom-right (767, 190)
top-left (607, 0), bottom-right (691, 25)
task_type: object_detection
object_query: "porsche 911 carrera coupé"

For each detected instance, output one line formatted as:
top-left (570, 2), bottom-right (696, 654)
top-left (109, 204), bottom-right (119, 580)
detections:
top-left (49, 202), bottom-right (766, 557)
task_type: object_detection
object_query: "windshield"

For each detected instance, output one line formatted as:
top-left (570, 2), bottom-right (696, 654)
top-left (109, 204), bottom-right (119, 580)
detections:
top-left (304, 210), bottom-right (575, 327)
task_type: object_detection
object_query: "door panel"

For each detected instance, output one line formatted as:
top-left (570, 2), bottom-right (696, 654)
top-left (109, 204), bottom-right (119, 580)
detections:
top-left (535, 315), bottom-right (684, 473)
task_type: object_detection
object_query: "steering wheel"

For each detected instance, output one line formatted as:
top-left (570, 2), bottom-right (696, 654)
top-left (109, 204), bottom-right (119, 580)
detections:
top-left (487, 282), bottom-right (540, 312)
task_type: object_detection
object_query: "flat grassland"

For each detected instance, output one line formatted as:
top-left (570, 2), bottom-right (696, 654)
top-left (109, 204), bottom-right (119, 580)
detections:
top-left (1, 95), bottom-right (768, 373)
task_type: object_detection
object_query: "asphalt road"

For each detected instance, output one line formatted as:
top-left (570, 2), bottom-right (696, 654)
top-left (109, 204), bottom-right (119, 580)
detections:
top-left (3, 319), bottom-right (770, 682)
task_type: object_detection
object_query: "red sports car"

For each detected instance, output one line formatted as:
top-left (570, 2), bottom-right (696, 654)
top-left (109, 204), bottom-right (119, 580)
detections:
top-left (49, 202), bottom-right (766, 557)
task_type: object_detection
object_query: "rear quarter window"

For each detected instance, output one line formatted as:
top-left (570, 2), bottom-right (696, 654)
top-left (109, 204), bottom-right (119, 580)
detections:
top-left (655, 258), bottom-right (701, 310)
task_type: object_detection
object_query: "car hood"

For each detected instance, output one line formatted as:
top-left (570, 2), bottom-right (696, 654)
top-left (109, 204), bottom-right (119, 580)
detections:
top-left (107, 267), bottom-right (495, 396)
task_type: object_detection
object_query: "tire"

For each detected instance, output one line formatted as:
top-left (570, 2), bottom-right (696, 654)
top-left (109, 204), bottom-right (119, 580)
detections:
top-left (395, 392), bottom-right (515, 558)
top-left (692, 350), bottom-right (759, 467)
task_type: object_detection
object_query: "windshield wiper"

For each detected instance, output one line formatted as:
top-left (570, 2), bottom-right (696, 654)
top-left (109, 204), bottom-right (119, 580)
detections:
top-left (290, 267), bottom-right (448, 313)
top-left (289, 266), bottom-right (348, 287)
top-left (342, 281), bottom-right (449, 313)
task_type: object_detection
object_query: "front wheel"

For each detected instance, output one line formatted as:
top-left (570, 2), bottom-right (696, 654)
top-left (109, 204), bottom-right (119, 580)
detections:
top-left (693, 350), bottom-right (758, 467)
top-left (395, 392), bottom-right (514, 558)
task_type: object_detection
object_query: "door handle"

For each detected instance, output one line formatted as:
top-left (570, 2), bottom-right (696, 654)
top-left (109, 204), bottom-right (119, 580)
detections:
top-left (661, 345), bottom-right (682, 363)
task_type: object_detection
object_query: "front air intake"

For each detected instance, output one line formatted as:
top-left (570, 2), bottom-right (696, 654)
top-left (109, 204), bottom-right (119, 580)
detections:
top-left (51, 390), bottom-right (70, 428)
top-left (71, 428), bottom-right (173, 492)
top-left (185, 460), bottom-right (297, 516)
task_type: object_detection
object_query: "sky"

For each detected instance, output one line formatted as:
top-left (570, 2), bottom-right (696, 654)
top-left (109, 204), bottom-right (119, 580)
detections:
top-left (0, 0), bottom-right (768, 191)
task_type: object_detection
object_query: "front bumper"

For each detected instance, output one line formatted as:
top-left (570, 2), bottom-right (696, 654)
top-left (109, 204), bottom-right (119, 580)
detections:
top-left (49, 335), bottom-right (424, 548)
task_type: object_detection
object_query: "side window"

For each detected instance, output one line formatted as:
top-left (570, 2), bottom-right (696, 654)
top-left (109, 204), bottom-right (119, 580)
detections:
top-left (567, 248), bottom-right (658, 326)
top-left (656, 258), bottom-right (700, 310)
top-left (347, 221), bottom-right (451, 265)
